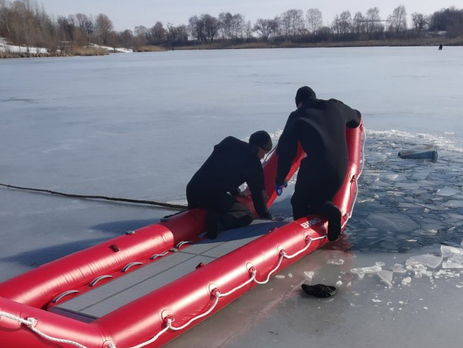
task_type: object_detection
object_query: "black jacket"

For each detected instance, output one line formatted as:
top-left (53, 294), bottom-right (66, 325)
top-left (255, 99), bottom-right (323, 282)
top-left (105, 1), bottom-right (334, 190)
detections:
top-left (276, 98), bottom-right (361, 186)
top-left (187, 136), bottom-right (269, 218)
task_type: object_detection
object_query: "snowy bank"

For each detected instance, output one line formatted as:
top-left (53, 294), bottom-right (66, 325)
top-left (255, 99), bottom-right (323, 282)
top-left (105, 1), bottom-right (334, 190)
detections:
top-left (0, 37), bottom-right (48, 55)
top-left (89, 43), bottom-right (133, 53)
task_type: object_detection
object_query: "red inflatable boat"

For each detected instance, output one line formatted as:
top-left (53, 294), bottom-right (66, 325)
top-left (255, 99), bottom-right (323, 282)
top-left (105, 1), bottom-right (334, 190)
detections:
top-left (0, 124), bottom-right (364, 348)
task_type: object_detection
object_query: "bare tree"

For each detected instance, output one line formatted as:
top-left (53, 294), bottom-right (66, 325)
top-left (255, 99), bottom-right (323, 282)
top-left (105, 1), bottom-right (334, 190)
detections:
top-left (188, 14), bottom-right (219, 43)
top-left (244, 20), bottom-right (253, 40)
top-left (253, 19), bottom-right (273, 40)
top-left (219, 12), bottom-right (245, 39)
top-left (148, 21), bottom-right (166, 44)
top-left (279, 9), bottom-right (305, 38)
top-left (95, 13), bottom-right (113, 45)
top-left (230, 13), bottom-right (245, 39)
top-left (365, 7), bottom-right (384, 33)
top-left (188, 15), bottom-right (204, 42)
top-left (388, 5), bottom-right (407, 32)
top-left (306, 8), bottom-right (322, 33)
top-left (133, 25), bottom-right (147, 48)
top-left (411, 12), bottom-right (428, 31)
top-left (352, 12), bottom-right (366, 34)
top-left (218, 12), bottom-right (232, 39)
top-left (75, 13), bottom-right (93, 44)
top-left (339, 11), bottom-right (352, 34)
top-left (202, 14), bottom-right (219, 42)
top-left (166, 23), bottom-right (188, 45)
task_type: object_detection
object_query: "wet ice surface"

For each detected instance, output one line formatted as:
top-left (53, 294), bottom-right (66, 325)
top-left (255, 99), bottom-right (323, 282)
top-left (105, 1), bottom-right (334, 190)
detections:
top-left (349, 130), bottom-right (463, 252)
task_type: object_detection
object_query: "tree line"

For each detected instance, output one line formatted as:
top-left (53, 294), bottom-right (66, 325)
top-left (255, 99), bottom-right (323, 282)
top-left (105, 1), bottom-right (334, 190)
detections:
top-left (1, 0), bottom-right (463, 55)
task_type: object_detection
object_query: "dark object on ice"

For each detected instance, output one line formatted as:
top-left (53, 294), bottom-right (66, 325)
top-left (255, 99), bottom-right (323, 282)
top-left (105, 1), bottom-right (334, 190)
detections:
top-left (398, 147), bottom-right (438, 162)
top-left (438, 44), bottom-right (443, 50)
top-left (301, 284), bottom-right (337, 298)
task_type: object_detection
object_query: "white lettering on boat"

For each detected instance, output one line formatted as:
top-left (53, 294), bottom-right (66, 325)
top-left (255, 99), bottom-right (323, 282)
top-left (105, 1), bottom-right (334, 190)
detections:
top-left (300, 218), bottom-right (321, 229)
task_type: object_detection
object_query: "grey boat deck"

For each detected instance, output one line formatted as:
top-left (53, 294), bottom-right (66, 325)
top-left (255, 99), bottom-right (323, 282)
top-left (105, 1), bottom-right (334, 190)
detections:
top-left (51, 220), bottom-right (284, 322)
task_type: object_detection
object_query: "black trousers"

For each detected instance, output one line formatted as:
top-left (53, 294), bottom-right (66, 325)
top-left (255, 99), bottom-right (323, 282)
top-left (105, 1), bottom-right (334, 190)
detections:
top-left (291, 163), bottom-right (343, 220)
top-left (187, 186), bottom-right (253, 231)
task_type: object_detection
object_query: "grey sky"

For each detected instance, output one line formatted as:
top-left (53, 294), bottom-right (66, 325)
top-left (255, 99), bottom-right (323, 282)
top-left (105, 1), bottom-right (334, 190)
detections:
top-left (36, 0), bottom-right (463, 30)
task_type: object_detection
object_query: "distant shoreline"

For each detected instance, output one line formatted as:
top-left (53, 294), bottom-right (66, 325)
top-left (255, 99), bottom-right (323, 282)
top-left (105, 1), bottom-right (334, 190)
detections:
top-left (1, 37), bottom-right (462, 59)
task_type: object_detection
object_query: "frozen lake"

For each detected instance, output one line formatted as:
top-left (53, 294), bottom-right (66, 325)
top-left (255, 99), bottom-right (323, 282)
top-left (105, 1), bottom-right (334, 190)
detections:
top-left (1, 46), bottom-right (463, 347)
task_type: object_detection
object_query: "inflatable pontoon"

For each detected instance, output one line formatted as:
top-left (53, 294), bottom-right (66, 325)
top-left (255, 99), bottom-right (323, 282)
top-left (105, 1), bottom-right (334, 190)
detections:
top-left (0, 124), bottom-right (364, 348)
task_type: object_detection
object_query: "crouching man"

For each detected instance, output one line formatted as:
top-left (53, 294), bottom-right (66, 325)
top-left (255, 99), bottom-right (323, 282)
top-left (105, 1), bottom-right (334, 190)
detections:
top-left (187, 131), bottom-right (273, 239)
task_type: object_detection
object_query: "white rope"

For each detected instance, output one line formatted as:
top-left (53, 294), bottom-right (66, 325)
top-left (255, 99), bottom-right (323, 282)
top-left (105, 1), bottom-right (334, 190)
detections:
top-left (124, 325), bottom-right (170, 348)
top-left (0, 312), bottom-right (90, 348)
top-left (166, 294), bottom-right (220, 331)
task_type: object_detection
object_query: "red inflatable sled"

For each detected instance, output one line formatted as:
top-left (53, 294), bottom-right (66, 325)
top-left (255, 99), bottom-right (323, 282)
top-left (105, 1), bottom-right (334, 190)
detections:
top-left (0, 124), bottom-right (364, 348)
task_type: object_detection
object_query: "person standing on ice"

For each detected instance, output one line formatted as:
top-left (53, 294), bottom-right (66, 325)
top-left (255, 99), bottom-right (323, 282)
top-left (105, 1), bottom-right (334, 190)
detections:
top-left (187, 131), bottom-right (273, 239)
top-left (275, 86), bottom-right (361, 241)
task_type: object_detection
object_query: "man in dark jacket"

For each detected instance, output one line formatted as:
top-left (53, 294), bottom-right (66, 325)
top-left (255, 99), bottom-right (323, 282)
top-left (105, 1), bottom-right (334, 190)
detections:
top-left (187, 131), bottom-right (273, 239)
top-left (275, 86), bottom-right (361, 241)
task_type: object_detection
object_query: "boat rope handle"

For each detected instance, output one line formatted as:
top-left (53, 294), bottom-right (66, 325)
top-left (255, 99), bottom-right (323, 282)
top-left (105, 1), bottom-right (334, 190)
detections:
top-left (150, 251), bottom-right (169, 260)
top-left (51, 290), bottom-right (80, 303)
top-left (0, 312), bottom-right (91, 348)
top-left (122, 262), bottom-right (144, 272)
top-left (175, 241), bottom-right (193, 248)
top-left (151, 241), bottom-right (193, 260)
top-left (89, 275), bottom-right (113, 287)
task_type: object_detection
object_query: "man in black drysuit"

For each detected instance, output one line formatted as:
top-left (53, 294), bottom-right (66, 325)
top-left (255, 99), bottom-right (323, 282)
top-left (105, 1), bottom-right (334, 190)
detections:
top-left (275, 86), bottom-right (361, 241)
top-left (187, 131), bottom-right (273, 239)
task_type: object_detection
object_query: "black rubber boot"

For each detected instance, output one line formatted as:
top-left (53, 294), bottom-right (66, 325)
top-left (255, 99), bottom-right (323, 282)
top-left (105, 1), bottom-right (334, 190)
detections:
top-left (320, 202), bottom-right (341, 242)
top-left (301, 284), bottom-right (337, 298)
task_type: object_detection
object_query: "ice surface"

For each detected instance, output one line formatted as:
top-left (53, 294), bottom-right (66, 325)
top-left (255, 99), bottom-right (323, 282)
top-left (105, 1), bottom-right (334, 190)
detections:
top-left (436, 187), bottom-right (460, 197)
top-left (365, 213), bottom-right (419, 233)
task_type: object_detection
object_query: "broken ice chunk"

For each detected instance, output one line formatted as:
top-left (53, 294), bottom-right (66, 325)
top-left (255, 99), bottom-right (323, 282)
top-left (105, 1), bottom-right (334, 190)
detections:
top-left (304, 271), bottom-right (315, 282)
top-left (401, 277), bottom-right (412, 286)
top-left (405, 254), bottom-right (443, 269)
top-left (444, 200), bottom-right (463, 208)
top-left (442, 254), bottom-right (463, 269)
top-left (328, 258), bottom-right (345, 265)
top-left (441, 245), bottom-right (463, 258)
top-left (377, 270), bottom-right (393, 287)
top-left (393, 263), bottom-right (407, 274)
top-left (436, 186), bottom-right (460, 197)
top-left (351, 265), bottom-right (382, 280)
